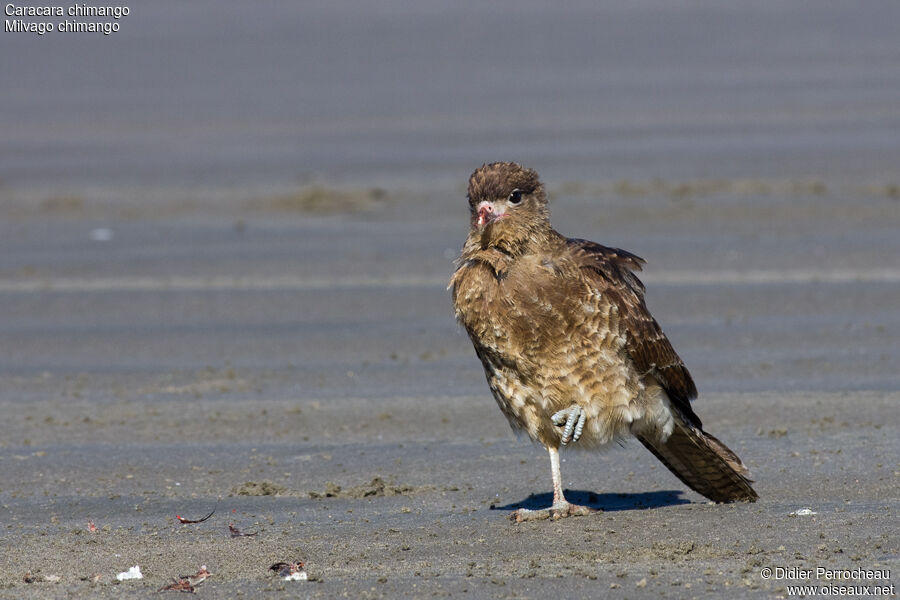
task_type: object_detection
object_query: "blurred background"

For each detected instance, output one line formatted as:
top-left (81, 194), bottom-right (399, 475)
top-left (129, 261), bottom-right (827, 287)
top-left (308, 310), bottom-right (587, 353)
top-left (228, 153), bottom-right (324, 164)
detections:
top-left (1, 0), bottom-right (897, 391)
top-left (4, 0), bottom-right (900, 188)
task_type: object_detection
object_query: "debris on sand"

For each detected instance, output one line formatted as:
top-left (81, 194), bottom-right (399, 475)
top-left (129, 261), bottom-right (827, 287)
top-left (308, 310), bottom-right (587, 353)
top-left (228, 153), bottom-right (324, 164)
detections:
top-left (23, 571), bottom-right (61, 583)
top-left (87, 520), bottom-right (98, 532)
top-left (232, 480), bottom-right (287, 496)
top-left (789, 507), bottom-right (817, 516)
top-left (308, 477), bottom-right (421, 499)
top-left (249, 186), bottom-right (386, 215)
top-left (185, 565), bottom-right (211, 586)
top-left (176, 508), bottom-right (216, 524)
top-left (308, 481), bottom-right (343, 498)
top-left (228, 523), bottom-right (258, 537)
top-left (158, 565), bottom-right (211, 593)
top-left (158, 579), bottom-right (194, 593)
top-left (270, 561), bottom-right (307, 581)
top-left (116, 565), bottom-right (144, 581)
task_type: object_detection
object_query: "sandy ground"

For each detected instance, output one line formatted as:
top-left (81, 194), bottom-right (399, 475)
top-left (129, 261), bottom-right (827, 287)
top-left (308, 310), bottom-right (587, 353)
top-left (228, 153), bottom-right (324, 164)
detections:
top-left (0, 185), bottom-right (897, 599)
top-left (2, 2), bottom-right (900, 598)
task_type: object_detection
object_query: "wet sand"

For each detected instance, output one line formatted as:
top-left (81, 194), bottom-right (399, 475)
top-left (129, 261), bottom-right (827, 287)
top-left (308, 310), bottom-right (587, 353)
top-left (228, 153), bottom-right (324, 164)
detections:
top-left (0, 186), bottom-right (897, 598)
top-left (2, 1), bottom-right (899, 598)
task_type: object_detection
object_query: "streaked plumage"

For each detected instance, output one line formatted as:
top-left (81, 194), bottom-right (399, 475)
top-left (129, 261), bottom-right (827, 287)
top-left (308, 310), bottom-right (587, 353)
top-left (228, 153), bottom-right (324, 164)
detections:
top-left (450, 162), bottom-right (757, 520)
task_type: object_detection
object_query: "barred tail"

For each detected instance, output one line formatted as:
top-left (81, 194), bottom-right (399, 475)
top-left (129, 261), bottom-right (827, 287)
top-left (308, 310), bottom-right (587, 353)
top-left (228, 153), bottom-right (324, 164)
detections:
top-left (638, 413), bottom-right (758, 503)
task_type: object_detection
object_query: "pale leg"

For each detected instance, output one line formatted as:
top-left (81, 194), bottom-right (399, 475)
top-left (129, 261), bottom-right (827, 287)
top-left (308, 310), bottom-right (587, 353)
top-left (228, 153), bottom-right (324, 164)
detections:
top-left (549, 446), bottom-right (565, 505)
top-left (512, 446), bottom-right (597, 522)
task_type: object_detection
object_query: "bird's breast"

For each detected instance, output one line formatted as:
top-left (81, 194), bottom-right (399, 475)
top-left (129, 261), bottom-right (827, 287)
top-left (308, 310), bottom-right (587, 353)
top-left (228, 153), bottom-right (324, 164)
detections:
top-left (453, 256), bottom-right (574, 373)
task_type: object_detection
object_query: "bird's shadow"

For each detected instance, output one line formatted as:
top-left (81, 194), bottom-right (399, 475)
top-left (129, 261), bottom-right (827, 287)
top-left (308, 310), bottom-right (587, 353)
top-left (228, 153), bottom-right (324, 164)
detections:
top-left (491, 489), bottom-right (689, 512)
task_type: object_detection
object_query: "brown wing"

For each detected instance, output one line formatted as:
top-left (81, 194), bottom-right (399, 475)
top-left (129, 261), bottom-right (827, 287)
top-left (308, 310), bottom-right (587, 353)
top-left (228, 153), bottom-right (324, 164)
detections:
top-left (568, 238), bottom-right (702, 428)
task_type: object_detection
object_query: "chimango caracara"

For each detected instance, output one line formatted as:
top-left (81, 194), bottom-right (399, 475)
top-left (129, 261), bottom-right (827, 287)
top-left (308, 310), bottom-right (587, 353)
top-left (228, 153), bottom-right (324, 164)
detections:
top-left (450, 162), bottom-right (758, 522)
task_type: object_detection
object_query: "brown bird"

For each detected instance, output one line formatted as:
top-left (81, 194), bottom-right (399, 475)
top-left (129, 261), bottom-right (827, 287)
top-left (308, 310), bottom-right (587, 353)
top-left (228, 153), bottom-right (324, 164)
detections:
top-left (450, 162), bottom-right (758, 521)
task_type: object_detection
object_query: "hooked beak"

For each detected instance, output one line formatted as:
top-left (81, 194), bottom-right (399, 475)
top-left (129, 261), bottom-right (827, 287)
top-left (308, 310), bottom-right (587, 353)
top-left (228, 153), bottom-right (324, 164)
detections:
top-left (475, 201), bottom-right (505, 228)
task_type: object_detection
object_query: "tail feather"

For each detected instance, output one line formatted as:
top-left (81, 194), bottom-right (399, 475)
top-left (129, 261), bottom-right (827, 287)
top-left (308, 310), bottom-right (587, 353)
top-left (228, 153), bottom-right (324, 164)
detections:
top-left (638, 414), bottom-right (758, 503)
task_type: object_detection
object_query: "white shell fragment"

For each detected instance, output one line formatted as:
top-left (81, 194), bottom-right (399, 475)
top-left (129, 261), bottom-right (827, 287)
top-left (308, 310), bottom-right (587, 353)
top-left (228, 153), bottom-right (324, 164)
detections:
top-left (789, 508), bottom-right (817, 516)
top-left (116, 565), bottom-right (143, 581)
top-left (270, 561), bottom-right (308, 581)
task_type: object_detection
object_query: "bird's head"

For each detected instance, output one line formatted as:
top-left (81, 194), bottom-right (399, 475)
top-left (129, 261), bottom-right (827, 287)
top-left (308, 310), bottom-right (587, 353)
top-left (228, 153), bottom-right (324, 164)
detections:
top-left (466, 162), bottom-right (550, 253)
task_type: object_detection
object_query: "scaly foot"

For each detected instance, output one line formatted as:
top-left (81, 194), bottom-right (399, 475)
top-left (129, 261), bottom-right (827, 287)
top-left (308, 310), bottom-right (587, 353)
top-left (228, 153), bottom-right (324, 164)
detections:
top-left (511, 501), bottom-right (597, 523)
top-left (551, 405), bottom-right (586, 445)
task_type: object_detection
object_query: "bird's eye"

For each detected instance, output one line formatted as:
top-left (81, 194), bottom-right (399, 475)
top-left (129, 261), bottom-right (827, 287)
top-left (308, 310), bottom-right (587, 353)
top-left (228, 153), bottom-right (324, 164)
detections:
top-left (508, 189), bottom-right (523, 204)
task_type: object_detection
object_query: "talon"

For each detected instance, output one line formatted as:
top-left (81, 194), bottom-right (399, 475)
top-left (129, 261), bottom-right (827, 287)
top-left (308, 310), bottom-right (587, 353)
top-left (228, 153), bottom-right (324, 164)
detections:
top-left (552, 405), bottom-right (586, 445)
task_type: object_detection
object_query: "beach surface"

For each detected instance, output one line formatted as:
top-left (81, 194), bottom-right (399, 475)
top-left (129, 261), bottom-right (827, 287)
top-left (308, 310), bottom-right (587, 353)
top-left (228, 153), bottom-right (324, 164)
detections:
top-left (1, 2), bottom-right (898, 598)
